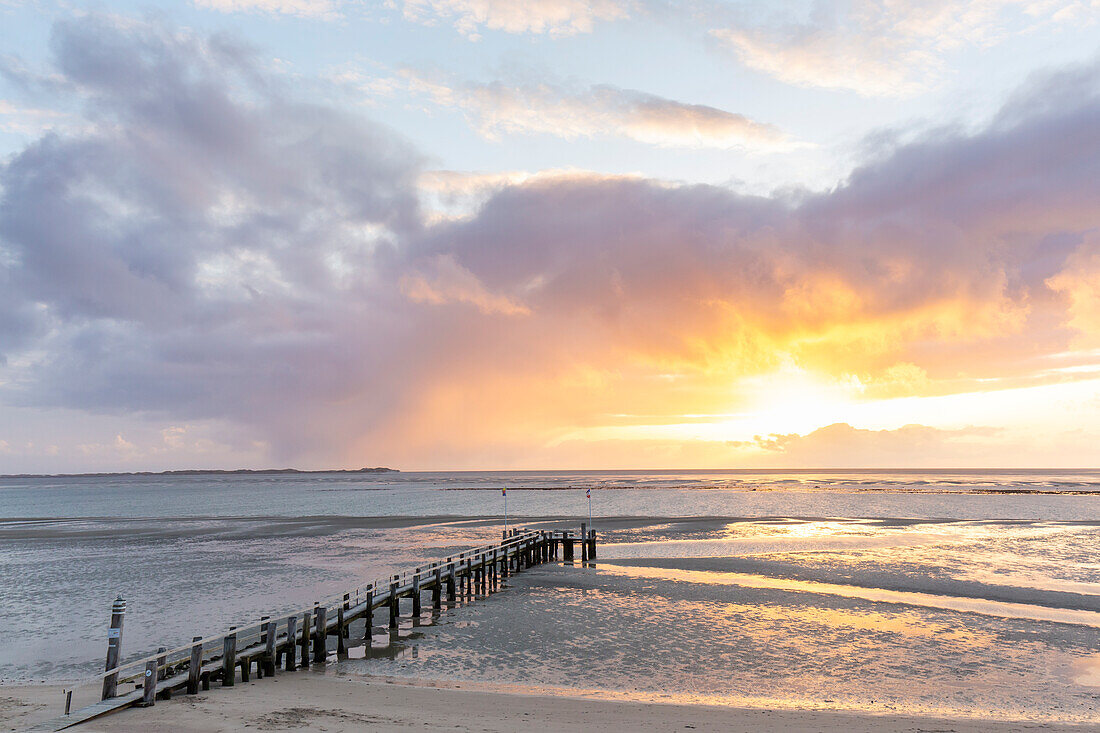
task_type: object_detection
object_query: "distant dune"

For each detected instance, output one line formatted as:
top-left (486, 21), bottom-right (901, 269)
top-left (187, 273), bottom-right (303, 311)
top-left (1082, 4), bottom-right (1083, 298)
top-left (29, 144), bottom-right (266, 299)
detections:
top-left (0, 467), bottom-right (398, 479)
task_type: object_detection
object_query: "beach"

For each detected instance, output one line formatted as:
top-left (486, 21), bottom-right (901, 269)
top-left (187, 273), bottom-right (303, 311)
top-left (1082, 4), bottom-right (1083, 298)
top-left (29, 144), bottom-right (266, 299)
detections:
top-left (3, 471), bottom-right (1100, 730)
top-left (4, 675), bottom-right (1091, 733)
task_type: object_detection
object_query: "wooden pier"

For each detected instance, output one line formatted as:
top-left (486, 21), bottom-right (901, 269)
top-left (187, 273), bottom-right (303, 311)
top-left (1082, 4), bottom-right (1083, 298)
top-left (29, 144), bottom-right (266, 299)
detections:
top-left (33, 526), bottom-right (597, 731)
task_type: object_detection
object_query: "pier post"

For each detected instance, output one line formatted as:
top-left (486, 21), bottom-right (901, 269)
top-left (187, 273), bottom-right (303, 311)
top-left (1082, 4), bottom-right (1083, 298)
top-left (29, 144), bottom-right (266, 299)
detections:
top-left (466, 555), bottom-right (473, 596)
top-left (139, 660), bottom-right (157, 707)
top-left (588, 529), bottom-right (597, 560)
top-left (101, 595), bottom-right (126, 700)
top-left (314, 605), bottom-right (327, 664)
top-left (389, 577), bottom-right (399, 628)
top-left (300, 610), bottom-right (311, 669)
top-left (447, 560), bottom-right (456, 603)
top-left (343, 593), bottom-right (351, 637)
top-left (240, 644), bottom-right (250, 683)
top-left (581, 523), bottom-right (588, 562)
top-left (563, 531), bottom-right (574, 561)
top-left (337, 604), bottom-right (347, 657)
top-left (263, 617), bottom-right (277, 675)
top-left (154, 647), bottom-right (171, 699)
top-left (284, 616), bottom-right (298, 672)
top-left (223, 628), bottom-right (237, 687)
top-left (412, 568), bottom-right (422, 617)
top-left (363, 587), bottom-right (374, 644)
top-left (433, 566), bottom-right (442, 609)
top-left (187, 637), bottom-right (202, 694)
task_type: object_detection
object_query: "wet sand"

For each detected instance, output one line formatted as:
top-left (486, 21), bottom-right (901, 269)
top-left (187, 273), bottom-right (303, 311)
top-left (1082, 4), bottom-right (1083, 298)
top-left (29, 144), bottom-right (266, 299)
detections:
top-left (51, 674), bottom-right (1095, 732)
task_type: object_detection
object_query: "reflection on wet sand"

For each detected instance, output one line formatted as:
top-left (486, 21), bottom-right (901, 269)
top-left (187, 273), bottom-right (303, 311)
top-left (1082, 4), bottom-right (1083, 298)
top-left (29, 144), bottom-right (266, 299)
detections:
top-left (598, 563), bottom-right (1100, 627)
top-left (329, 517), bottom-right (1100, 725)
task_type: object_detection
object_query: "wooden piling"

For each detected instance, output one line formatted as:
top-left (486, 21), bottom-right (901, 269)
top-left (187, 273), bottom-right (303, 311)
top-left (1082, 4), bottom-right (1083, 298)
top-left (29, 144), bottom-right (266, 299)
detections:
top-left (187, 637), bottom-right (202, 694)
top-left (101, 595), bottom-right (125, 700)
top-left (153, 647), bottom-right (170, 700)
top-left (446, 560), bottom-right (456, 603)
top-left (412, 568), bottom-right (422, 617)
top-left (337, 604), bottom-right (347, 657)
top-left (433, 566), bottom-right (442, 609)
top-left (300, 611), bottom-right (311, 669)
top-left (363, 587), bottom-right (374, 644)
top-left (222, 629), bottom-right (237, 687)
top-left (314, 606), bottom-right (327, 664)
top-left (284, 616), bottom-right (298, 672)
top-left (588, 529), bottom-right (597, 560)
top-left (563, 531), bottom-right (574, 561)
top-left (581, 523), bottom-right (588, 562)
top-left (263, 617), bottom-right (276, 675)
top-left (139, 660), bottom-right (157, 707)
top-left (389, 577), bottom-right (399, 628)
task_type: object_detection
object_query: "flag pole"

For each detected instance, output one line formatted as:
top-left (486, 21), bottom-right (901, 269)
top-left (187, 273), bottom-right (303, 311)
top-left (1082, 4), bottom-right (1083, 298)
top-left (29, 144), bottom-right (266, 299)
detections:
top-left (503, 487), bottom-right (508, 534)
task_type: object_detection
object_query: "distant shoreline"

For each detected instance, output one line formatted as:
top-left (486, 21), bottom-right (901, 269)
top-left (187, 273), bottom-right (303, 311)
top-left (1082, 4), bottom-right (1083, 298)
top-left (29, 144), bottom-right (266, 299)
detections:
top-left (0, 467), bottom-right (398, 479)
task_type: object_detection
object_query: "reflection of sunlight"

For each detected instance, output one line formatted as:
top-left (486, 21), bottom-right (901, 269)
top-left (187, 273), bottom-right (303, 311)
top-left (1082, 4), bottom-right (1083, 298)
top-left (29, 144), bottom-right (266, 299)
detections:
top-left (719, 519), bottom-right (877, 540)
top-left (1073, 654), bottom-right (1100, 687)
top-left (598, 564), bottom-right (1100, 628)
top-left (599, 530), bottom-right (956, 559)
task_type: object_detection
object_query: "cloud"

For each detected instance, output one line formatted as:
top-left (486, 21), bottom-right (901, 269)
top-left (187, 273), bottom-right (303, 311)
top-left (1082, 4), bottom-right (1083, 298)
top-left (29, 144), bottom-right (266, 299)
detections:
top-left (0, 15), bottom-right (1099, 469)
top-left (193, 0), bottom-right (341, 18)
top-left (405, 73), bottom-right (788, 148)
top-left (711, 0), bottom-right (1100, 96)
top-left (737, 422), bottom-right (1004, 467)
top-left (400, 0), bottom-right (629, 38)
top-left (400, 254), bottom-right (531, 315)
top-left (0, 99), bottom-right (69, 136)
top-left (1046, 236), bottom-right (1100, 348)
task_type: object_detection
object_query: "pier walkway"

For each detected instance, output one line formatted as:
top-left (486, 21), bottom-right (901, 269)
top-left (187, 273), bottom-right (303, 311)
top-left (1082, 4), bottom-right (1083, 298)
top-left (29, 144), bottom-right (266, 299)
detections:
top-left (29, 526), bottom-right (597, 731)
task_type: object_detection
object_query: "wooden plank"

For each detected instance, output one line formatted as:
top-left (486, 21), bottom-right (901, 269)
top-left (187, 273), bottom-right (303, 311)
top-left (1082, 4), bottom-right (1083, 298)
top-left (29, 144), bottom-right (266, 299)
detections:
top-left (27, 690), bottom-right (143, 732)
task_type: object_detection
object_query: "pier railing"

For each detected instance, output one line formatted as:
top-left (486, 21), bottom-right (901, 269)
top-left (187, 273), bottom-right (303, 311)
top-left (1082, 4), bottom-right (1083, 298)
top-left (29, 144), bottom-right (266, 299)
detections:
top-left (36, 525), bottom-right (597, 731)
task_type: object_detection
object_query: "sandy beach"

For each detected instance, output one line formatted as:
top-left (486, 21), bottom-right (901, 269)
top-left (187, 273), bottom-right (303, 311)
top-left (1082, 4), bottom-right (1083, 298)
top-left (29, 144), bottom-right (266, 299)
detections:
top-left (1, 673), bottom-right (1084, 733)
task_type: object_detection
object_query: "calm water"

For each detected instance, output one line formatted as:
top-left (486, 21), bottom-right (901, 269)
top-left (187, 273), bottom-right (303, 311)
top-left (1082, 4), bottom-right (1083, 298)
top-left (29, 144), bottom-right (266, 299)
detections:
top-left (3, 470), bottom-right (1100, 723)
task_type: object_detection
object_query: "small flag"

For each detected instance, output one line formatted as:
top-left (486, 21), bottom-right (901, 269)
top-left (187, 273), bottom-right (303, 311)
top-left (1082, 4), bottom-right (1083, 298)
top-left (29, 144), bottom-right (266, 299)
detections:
top-left (586, 488), bottom-right (591, 499)
top-left (502, 487), bottom-right (507, 497)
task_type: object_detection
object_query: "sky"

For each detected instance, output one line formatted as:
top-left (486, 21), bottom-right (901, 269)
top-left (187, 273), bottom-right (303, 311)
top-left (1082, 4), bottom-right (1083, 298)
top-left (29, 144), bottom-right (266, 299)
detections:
top-left (0, 1), bottom-right (1099, 473)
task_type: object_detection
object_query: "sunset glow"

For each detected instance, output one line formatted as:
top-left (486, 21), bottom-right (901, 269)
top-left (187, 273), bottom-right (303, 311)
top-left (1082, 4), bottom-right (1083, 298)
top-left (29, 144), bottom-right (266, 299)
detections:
top-left (1, 2), bottom-right (1099, 471)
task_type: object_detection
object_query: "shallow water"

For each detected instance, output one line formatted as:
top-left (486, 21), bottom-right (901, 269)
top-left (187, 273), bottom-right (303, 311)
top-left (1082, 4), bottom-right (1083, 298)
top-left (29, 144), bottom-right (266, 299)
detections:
top-left (2, 470), bottom-right (1100, 723)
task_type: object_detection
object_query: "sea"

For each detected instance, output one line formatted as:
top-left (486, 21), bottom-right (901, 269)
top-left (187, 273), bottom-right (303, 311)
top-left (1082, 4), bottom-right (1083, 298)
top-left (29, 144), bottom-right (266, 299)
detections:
top-left (2, 469), bottom-right (1099, 723)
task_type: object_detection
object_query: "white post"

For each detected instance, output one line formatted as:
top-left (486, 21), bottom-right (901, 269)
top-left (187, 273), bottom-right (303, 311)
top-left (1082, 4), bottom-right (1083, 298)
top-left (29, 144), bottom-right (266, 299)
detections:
top-left (503, 487), bottom-right (508, 534)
